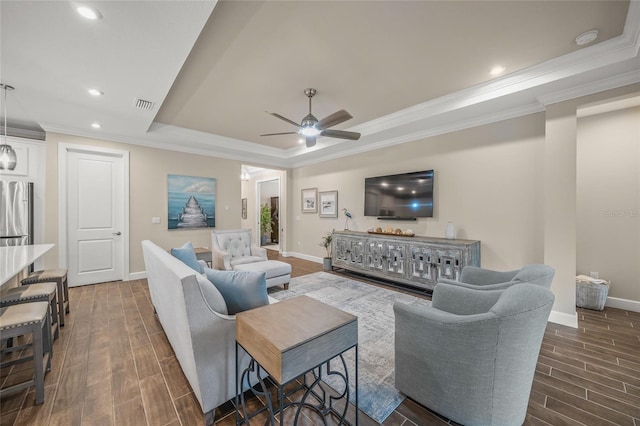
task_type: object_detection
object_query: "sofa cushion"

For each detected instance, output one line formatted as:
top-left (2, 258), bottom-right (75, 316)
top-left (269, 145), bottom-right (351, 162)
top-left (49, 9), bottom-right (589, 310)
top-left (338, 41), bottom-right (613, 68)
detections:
top-left (195, 273), bottom-right (228, 315)
top-left (204, 268), bottom-right (268, 315)
top-left (232, 260), bottom-right (291, 279)
top-left (230, 256), bottom-right (265, 267)
top-left (171, 241), bottom-right (204, 273)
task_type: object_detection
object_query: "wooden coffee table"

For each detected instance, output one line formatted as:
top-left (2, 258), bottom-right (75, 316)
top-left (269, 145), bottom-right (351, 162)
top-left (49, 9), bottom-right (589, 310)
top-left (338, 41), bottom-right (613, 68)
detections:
top-left (236, 295), bottom-right (358, 425)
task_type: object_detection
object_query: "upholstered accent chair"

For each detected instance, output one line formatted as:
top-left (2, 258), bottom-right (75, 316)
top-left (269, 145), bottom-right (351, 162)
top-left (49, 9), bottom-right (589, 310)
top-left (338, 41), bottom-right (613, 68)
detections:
top-left (211, 229), bottom-right (291, 289)
top-left (394, 282), bottom-right (554, 426)
top-left (438, 264), bottom-right (555, 291)
top-left (211, 229), bottom-right (267, 271)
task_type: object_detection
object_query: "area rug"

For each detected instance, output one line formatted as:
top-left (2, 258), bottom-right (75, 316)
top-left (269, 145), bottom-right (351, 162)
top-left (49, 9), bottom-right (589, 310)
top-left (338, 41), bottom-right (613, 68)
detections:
top-left (269, 272), bottom-right (431, 424)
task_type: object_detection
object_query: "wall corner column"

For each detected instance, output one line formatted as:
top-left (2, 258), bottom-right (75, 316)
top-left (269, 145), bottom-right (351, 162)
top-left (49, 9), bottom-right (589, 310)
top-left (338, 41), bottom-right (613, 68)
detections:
top-left (544, 103), bottom-right (578, 327)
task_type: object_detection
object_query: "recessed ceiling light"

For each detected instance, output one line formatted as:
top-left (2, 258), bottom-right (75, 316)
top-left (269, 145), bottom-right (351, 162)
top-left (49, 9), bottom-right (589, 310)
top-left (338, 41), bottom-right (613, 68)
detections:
top-left (490, 65), bottom-right (506, 76)
top-left (77, 6), bottom-right (102, 20)
top-left (91, 123), bottom-right (102, 129)
top-left (298, 138), bottom-right (305, 144)
top-left (576, 30), bottom-right (598, 46)
top-left (88, 88), bottom-right (103, 96)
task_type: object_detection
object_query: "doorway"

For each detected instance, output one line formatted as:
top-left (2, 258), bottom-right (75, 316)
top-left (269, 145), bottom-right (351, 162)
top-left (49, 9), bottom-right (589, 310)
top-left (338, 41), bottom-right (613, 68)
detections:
top-left (270, 196), bottom-right (279, 244)
top-left (59, 144), bottom-right (129, 287)
top-left (257, 178), bottom-right (280, 251)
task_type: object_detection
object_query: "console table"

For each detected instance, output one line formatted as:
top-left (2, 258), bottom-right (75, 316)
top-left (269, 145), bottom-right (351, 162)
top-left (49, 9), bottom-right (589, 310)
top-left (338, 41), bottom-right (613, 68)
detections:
top-left (235, 295), bottom-right (358, 425)
top-left (332, 231), bottom-right (480, 291)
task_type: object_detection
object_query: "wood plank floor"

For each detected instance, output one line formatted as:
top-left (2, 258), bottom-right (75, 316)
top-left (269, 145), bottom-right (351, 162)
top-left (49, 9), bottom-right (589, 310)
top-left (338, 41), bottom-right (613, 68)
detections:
top-left (1, 253), bottom-right (639, 425)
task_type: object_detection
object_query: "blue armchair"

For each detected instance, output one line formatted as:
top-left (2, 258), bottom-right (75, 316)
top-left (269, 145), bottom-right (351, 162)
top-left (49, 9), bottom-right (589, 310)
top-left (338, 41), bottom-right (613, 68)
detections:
top-left (438, 264), bottom-right (555, 291)
top-left (394, 282), bottom-right (554, 426)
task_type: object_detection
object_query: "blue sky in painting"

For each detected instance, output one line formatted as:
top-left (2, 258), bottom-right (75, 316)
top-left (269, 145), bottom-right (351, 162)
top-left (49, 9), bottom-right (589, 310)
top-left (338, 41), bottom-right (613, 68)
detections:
top-left (167, 174), bottom-right (216, 194)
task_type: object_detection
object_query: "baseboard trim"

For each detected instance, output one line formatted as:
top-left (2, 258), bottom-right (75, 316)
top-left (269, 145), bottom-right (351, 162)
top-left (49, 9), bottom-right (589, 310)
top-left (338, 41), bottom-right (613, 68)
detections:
top-left (548, 310), bottom-right (578, 328)
top-left (285, 252), bottom-right (322, 263)
top-left (128, 271), bottom-right (147, 280)
top-left (606, 296), bottom-right (640, 313)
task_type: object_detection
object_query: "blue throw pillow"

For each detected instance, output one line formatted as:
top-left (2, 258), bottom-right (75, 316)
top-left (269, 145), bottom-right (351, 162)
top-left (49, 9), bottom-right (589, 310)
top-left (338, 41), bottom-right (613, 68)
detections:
top-left (204, 267), bottom-right (268, 315)
top-left (170, 241), bottom-right (203, 273)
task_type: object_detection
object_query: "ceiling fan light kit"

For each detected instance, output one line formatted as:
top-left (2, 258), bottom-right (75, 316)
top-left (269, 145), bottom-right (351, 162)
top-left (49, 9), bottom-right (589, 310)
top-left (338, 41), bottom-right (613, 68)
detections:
top-left (261, 88), bottom-right (361, 148)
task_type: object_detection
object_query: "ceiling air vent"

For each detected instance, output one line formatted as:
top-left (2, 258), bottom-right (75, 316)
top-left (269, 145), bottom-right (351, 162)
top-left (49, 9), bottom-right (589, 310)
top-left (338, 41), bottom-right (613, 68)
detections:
top-left (134, 98), bottom-right (154, 111)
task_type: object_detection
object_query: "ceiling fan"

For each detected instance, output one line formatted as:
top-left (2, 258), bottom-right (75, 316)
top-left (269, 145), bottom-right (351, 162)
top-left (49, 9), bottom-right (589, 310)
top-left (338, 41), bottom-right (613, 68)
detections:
top-left (261, 88), bottom-right (361, 148)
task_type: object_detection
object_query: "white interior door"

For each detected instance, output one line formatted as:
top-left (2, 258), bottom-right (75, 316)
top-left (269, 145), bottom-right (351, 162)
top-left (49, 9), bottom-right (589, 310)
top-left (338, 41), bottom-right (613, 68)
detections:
top-left (64, 147), bottom-right (127, 286)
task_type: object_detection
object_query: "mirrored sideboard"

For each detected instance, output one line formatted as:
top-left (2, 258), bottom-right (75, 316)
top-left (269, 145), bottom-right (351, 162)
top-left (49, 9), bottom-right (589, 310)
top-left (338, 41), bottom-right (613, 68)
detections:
top-left (332, 231), bottom-right (480, 291)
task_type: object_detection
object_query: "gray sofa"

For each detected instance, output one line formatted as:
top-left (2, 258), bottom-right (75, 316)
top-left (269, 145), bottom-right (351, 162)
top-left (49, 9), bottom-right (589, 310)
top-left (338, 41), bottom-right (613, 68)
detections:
top-left (394, 282), bottom-right (554, 426)
top-left (438, 264), bottom-right (555, 291)
top-left (142, 240), bottom-right (275, 425)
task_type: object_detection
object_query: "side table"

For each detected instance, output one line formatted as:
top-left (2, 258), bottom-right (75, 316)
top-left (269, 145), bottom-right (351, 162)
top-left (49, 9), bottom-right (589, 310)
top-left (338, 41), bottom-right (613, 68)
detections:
top-left (193, 247), bottom-right (212, 267)
top-left (236, 295), bottom-right (358, 425)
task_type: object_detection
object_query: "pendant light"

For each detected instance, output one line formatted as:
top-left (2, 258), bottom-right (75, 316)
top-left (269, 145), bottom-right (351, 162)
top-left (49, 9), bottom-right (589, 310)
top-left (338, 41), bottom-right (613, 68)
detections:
top-left (0, 84), bottom-right (17, 171)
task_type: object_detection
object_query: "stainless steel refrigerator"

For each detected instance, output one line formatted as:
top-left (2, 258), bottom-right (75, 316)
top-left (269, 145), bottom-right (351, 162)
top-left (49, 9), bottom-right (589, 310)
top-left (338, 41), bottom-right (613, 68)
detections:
top-left (1, 181), bottom-right (34, 247)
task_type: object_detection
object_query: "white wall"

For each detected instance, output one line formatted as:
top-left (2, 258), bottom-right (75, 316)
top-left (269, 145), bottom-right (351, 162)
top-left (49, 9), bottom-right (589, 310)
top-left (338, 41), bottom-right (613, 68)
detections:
top-left (577, 106), bottom-right (640, 302)
top-left (287, 84), bottom-right (640, 323)
top-left (544, 101), bottom-right (578, 324)
top-left (290, 113), bottom-right (546, 269)
top-left (44, 133), bottom-right (243, 274)
top-left (259, 180), bottom-right (279, 206)
top-left (34, 85), bottom-right (639, 319)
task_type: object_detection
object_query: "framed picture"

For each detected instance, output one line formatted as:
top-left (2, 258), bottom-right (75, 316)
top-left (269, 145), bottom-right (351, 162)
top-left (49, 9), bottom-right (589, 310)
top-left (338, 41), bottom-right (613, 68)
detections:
top-left (319, 190), bottom-right (338, 218)
top-left (301, 187), bottom-right (318, 213)
top-left (241, 198), bottom-right (247, 219)
top-left (167, 174), bottom-right (216, 229)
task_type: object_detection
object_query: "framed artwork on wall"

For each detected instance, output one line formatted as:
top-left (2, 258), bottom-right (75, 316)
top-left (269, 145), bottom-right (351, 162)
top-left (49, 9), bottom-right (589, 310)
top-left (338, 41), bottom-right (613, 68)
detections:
top-left (319, 190), bottom-right (338, 218)
top-left (241, 198), bottom-right (247, 219)
top-left (167, 174), bottom-right (216, 229)
top-left (301, 187), bottom-right (318, 213)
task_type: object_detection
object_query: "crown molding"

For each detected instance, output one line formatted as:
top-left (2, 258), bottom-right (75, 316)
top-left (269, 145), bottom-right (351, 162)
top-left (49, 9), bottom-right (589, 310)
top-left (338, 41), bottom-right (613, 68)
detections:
top-left (537, 68), bottom-right (640, 106)
top-left (41, 123), bottom-right (292, 168)
top-left (289, 101), bottom-right (545, 168)
top-left (5, 125), bottom-right (46, 141)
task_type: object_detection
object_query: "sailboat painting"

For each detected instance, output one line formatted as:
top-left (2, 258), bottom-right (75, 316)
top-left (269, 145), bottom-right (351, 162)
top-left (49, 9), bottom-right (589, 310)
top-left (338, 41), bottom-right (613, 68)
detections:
top-left (168, 174), bottom-right (216, 230)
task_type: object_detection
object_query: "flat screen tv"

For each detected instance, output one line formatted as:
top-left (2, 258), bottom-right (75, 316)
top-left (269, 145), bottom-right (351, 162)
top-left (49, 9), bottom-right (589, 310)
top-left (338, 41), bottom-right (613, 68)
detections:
top-left (364, 170), bottom-right (434, 219)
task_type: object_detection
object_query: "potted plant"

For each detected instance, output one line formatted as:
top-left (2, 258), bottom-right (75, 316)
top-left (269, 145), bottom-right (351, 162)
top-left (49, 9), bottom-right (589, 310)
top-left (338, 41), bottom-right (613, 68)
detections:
top-left (319, 230), bottom-right (334, 271)
top-left (260, 203), bottom-right (272, 246)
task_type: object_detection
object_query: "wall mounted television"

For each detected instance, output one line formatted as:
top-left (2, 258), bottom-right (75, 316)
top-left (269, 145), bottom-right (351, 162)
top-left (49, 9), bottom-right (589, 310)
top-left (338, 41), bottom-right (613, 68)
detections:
top-left (364, 170), bottom-right (434, 219)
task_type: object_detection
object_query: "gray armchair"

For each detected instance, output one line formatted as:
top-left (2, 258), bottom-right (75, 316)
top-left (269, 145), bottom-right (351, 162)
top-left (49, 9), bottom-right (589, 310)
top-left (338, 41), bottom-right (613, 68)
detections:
top-left (394, 282), bottom-right (554, 426)
top-left (438, 264), bottom-right (555, 290)
top-left (211, 229), bottom-right (267, 271)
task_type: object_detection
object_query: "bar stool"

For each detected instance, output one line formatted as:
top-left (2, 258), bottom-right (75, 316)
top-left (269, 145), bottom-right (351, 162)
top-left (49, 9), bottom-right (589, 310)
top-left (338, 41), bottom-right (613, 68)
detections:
top-left (22, 268), bottom-right (69, 326)
top-left (0, 302), bottom-right (52, 405)
top-left (1, 282), bottom-right (60, 341)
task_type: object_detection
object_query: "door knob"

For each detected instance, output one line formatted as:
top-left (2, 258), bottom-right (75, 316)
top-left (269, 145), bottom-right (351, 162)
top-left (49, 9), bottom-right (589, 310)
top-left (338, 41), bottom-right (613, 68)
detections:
top-left (113, 232), bottom-right (122, 236)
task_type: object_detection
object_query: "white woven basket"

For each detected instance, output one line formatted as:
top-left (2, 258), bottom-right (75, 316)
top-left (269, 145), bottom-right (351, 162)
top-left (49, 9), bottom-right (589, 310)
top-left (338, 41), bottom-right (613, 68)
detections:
top-left (576, 280), bottom-right (610, 311)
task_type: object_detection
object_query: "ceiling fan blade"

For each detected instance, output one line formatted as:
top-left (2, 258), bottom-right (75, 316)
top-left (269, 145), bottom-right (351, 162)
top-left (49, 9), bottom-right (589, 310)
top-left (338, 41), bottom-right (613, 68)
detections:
top-left (266, 111), bottom-right (300, 128)
top-left (320, 129), bottom-right (361, 140)
top-left (305, 136), bottom-right (316, 147)
top-left (260, 132), bottom-right (298, 137)
top-left (317, 109), bottom-right (353, 130)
